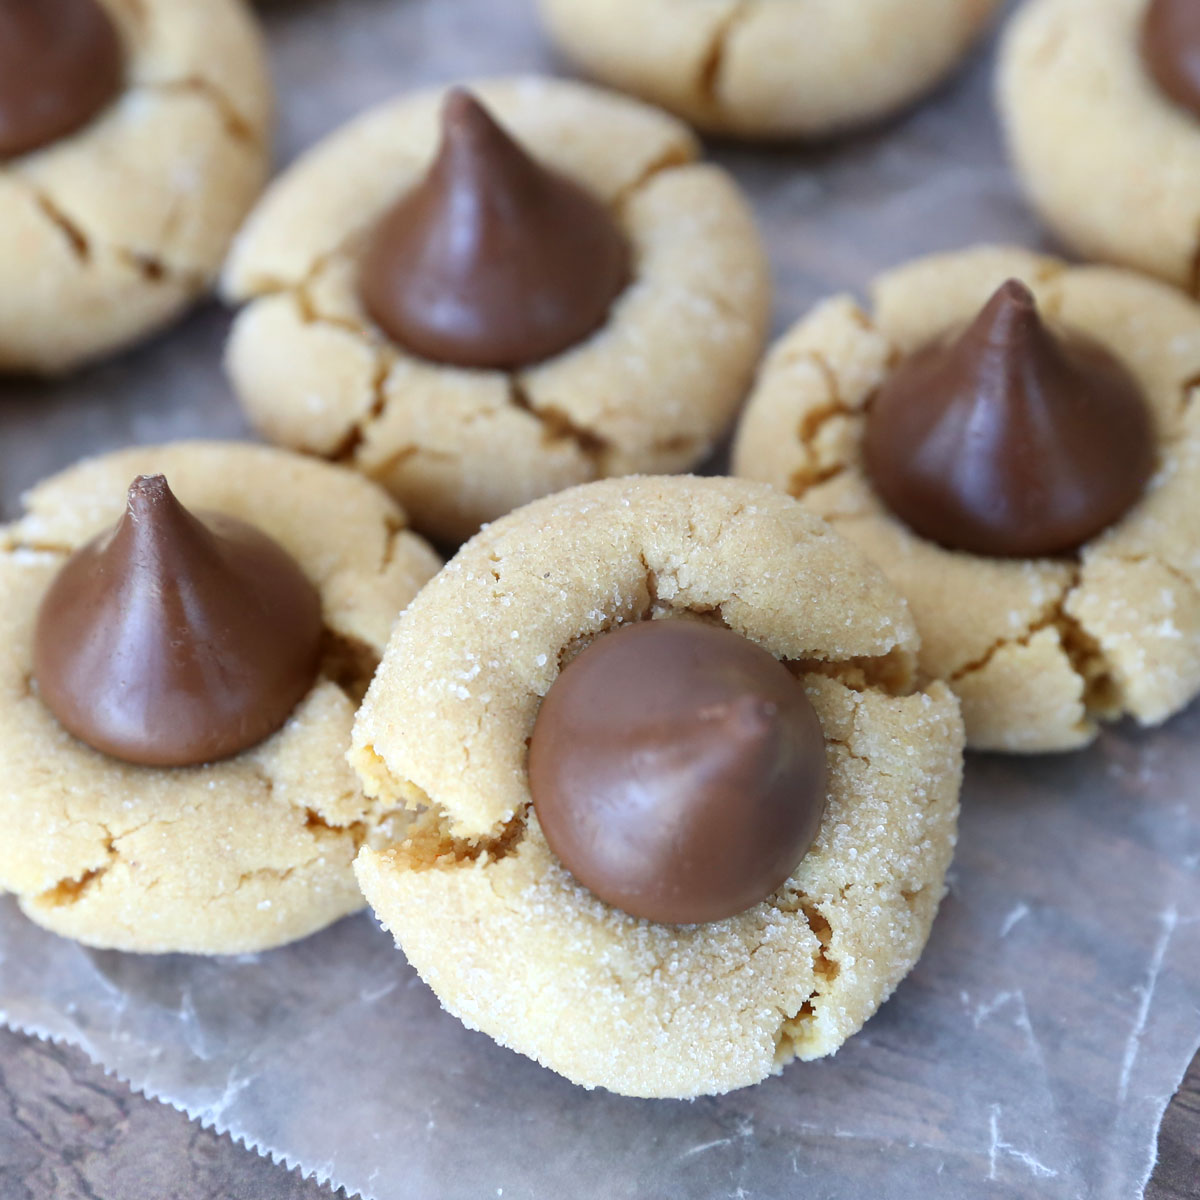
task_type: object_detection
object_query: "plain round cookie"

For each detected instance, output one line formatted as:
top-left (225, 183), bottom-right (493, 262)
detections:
top-left (733, 245), bottom-right (1200, 752)
top-left (999, 0), bottom-right (1200, 291)
top-left (0, 0), bottom-right (272, 375)
top-left (536, 0), bottom-right (1003, 140)
top-left (221, 76), bottom-right (770, 546)
top-left (351, 476), bottom-right (963, 1099)
top-left (0, 441), bottom-right (441, 954)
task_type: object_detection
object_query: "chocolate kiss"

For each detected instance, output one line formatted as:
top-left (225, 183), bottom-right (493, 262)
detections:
top-left (33, 475), bottom-right (324, 767)
top-left (1142, 0), bottom-right (1200, 119)
top-left (0, 0), bottom-right (123, 159)
top-left (863, 280), bottom-right (1155, 558)
top-left (360, 88), bottom-right (631, 370)
top-left (528, 621), bottom-right (827, 925)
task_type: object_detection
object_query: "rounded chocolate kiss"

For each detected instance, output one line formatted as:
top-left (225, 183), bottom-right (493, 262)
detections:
top-left (527, 621), bottom-right (828, 926)
top-left (1142, 0), bottom-right (1200, 119)
top-left (33, 475), bottom-right (324, 768)
top-left (863, 279), bottom-right (1156, 559)
top-left (0, 0), bottom-right (123, 159)
top-left (360, 87), bottom-right (631, 370)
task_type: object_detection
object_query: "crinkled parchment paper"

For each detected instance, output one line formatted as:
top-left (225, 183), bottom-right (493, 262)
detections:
top-left (2, 2), bottom-right (1199, 1197)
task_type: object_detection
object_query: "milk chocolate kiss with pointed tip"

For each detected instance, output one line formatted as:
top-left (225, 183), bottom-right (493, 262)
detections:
top-left (0, 0), bottom-right (123, 159)
top-left (1142, 0), bottom-right (1200, 119)
top-left (528, 621), bottom-right (827, 926)
top-left (863, 280), bottom-right (1155, 559)
top-left (33, 475), bottom-right (324, 767)
top-left (360, 88), bottom-right (631, 370)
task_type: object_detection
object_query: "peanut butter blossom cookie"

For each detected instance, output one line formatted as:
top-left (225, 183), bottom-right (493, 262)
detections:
top-left (733, 245), bottom-right (1200, 752)
top-left (0, 0), bottom-right (272, 374)
top-left (1000, 0), bottom-right (1200, 290)
top-left (536, 0), bottom-right (1003, 139)
top-left (222, 77), bottom-right (770, 546)
top-left (0, 442), bottom-right (440, 954)
top-left (352, 476), bottom-right (964, 1098)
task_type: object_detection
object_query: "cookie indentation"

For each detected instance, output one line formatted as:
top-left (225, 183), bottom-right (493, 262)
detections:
top-left (0, 442), bottom-right (441, 953)
top-left (735, 246), bottom-right (1200, 751)
top-left (351, 477), bottom-right (962, 1097)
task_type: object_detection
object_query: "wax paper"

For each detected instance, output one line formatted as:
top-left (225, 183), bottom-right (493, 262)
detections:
top-left (2, 1), bottom-right (1199, 1197)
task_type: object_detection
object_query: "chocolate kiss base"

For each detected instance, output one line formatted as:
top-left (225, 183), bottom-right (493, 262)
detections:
top-left (863, 279), bottom-right (1156, 559)
top-left (360, 88), bottom-right (631, 371)
top-left (1142, 0), bottom-right (1200, 120)
top-left (33, 475), bottom-right (324, 768)
top-left (0, 0), bottom-right (123, 160)
top-left (528, 620), bottom-right (827, 926)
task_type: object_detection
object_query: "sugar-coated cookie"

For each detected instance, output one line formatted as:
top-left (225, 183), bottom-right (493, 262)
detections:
top-left (0, 442), bottom-right (440, 954)
top-left (0, 0), bottom-right (272, 374)
top-left (537, 0), bottom-right (1003, 139)
top-left (733, 246), bottom-right (1200, 752)
top-left (352, 476), bottom-right (963, 1098)
top-left (222, 77), bottom-right (770, 546)
top-left (999, 0), bottom-right (1200, 290)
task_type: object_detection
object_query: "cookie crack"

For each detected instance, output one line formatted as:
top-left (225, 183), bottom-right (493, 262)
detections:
top-left (140, 77), bottom-right (260, 147)
top-left (609, 142), bottom-right (697, 211)
top-left (34, 843), bottom-right (116, 909)
top-left (785, 346), bottom-right (891, 501)
top-left (770, 891), bottom-right (844, 1062)
top-left (318, 625), bottom-right (382, 706)
top-left (1114, 551), bottom-right (1200, 601)
top-left (293, 256), bottom-right (371, 335)
top-left (507, 376), bottom-right (610, 468)
top-left (638, 551), bottom-right (660, 609)
top-left (114, 246), bottom-right (195, 287)
top-left (223, 853), bottom-right (345, 900)
top-left (303, 807), bottom-right (370, 847)
top-left (274, 255), bottom-right (412, 470)
top-left (789, 653), bottom-right (913, 697)
top-left (948, 571), bottom-right (1079, 683)
top-left (374, 784), bottom-right (528, 874)
top-left (1, 539), bottom-right (75, 558)
top-left (34, 815), bottom-right (183, 912)
top-left (240, 759), bottom-right (368, 848)
top-left (823, 734), bottom-right (892, 780)
top-left (1188, 228), bottom-right (1200, 300)
top-left (30, 190), bottom-right (90, 261)
top-left (379, 513), bottom-right (412, 573)
top-left (249, 249), bottom-right (622, 476)
top-left (1179, 371), bottom-right (1200, 422)
top-left (10, 174), bottom-right (206, 289)
top-left (329, 347), bottom-right (392, 466)
top-left (633, 552), bottom-right (913, 696)
top-left (948, 566), bottom-right (1118, 719)
top-left (787, 897), bottom-right (840, 983)
top-left (697, 2), bottom-right (752, 109)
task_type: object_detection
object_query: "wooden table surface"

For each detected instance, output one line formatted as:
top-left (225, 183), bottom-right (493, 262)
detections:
top-left (0, 1026), bottom-right (1195, 1198)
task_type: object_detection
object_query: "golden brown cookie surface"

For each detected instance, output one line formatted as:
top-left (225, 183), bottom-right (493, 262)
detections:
top-left (0, 442), bottom-right (440, 954)
top-left (352, 476), bottom-right (963, 1098)
top-left (733, 246), bottom-right (1200, 752)
top-left (222, 77), bottom-right (770, 546)
top-left (0, 0), bottom-right (272, 374)
top-left (537, 0), bottom-right (1003, 139)
top-left (999, 0), bottom-right (1200, 290)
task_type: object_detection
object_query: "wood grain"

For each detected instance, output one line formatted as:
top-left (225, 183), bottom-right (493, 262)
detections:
top-left (1147, 1053), bottom-right (1200, 1200)
top-left (1, 1028), bottom-right (1195, 1199)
